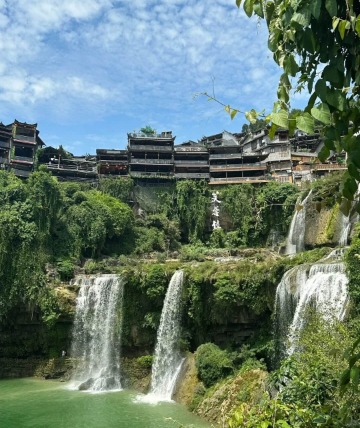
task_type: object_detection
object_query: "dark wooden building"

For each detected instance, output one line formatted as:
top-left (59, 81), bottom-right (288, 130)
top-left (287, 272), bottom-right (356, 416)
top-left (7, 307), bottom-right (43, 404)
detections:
top-left (96, 149), bottom-right (128, 176)
top-left (174, 141), bottom-right (209, 180)
top-left (128, 131), bottom-right (174, 178)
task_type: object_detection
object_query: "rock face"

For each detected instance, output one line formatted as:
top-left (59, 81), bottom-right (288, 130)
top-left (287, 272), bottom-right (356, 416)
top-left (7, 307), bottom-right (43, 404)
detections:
top-left (173, 354), bottom-right (200, 407)
top-left (302, 194), bottom-right (357, 249)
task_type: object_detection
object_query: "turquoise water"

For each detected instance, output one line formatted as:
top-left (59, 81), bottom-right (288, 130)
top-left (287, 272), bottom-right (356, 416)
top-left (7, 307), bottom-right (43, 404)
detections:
top-left (0, 379), bottom-right (211, 428)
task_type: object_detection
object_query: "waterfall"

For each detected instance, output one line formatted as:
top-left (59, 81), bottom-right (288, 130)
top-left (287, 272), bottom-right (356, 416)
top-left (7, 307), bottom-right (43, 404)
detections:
top-left (144, 270), bottom-right (184, 403)
top-left (275, 250), bottom-right (348, 356)
top-left (339, 212), bottom-right (351, 246)
top-left (70, 274), bottom-right (124, 392)
top-left (285, 190), bottom-right (312, 255)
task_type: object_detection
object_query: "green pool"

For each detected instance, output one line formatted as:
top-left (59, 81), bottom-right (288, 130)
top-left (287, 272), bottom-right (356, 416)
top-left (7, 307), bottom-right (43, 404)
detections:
top-left (0, 378), bottom-right (211, 428)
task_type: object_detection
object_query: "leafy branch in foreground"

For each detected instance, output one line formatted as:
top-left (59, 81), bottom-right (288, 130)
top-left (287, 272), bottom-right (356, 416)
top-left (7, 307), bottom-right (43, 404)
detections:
top-left (228, 0), bottom-right (360, 200)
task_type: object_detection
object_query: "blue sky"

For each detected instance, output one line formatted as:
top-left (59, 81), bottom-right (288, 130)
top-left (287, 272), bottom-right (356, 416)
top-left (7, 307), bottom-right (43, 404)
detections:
top-left (0, 0), bottom-right (306, 155)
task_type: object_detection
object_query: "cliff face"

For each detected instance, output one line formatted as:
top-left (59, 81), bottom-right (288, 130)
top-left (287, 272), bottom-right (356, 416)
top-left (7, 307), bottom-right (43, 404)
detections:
top-left (302, 193), bottom-right (356, 248)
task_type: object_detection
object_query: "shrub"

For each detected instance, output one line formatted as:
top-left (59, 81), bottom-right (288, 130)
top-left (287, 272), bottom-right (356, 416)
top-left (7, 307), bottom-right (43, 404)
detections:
top-left (56, 259), bottom-right (75, 281)
top-left (195, 343), bottom-right (233, 387)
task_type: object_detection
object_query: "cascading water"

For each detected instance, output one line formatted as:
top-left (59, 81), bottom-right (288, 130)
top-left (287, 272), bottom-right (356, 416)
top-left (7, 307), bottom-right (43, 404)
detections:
top-left (143, 270), bottom-right (184, 403)
top-left (70, 274), bottom-right (124, 392)
top-left (285, 190), bottom-right (312, 255)
top-left (339, 212), bottom-right (351, 247)
top-left (275, 250), bottom-right (348, 357)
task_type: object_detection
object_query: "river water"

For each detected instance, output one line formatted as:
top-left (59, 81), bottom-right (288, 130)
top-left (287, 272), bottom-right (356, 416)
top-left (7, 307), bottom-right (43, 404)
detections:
top-left (0, 378), bottom-right (211, 428)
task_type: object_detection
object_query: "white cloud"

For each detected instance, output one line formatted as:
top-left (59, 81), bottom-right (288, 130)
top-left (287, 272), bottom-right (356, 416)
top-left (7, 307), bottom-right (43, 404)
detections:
top-left (0, 0), bottom-right (288, 153)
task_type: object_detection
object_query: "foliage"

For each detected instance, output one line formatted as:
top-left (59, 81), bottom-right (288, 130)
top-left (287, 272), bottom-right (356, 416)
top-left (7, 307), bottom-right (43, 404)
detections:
top-left (241, 118), bottom-right (267, 133)
top-left (236, 0), bottom-right (360, 201)
top-left (229, 313), bottom-right (359, 427)
top-left (56, 259), bottom-right (76, 281)
top-left (311, 171), bottom-right (345, 208)
top-left (98, 177), bottom-right (134, 204)
top-left (134, 214), bottom-right (181, 255)
top-left (0, 170), bottom-right (135, 323)
top-left (345, 228), bottom-right (360, 308)
top-left (253, 181), bottom-right (299, 243)
top-left (140, 125), bottom-right (156, 135)
top-left (195, 343), bottom-right (234, 387)
top-left (36, 145), bottom-right (73, 164)
top-left (175, 180), bottom-right (210, 243)
top-left (135, 354), bottom-right (153, 369)
top-left (220, 185), bottom-right (254, 245)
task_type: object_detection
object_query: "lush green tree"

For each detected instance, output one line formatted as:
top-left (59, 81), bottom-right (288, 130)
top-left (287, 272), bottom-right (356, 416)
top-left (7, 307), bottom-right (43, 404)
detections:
top-left (140, 125), bottom-right (156, 135)
top-left (175, 180), bottom-right (210, 242)
top-left (235, 0), bottom-right (360, 200)
top-left (98, 176), bottom-right (134, 204)
top-left (241, 118), bottom-right (267, 133)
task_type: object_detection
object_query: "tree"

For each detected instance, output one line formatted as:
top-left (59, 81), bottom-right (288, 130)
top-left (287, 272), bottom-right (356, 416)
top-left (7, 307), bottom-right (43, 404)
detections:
top-left (140, 125), bottom-right (156, 136)
top-left (235, 0), bottom-right (360, 200)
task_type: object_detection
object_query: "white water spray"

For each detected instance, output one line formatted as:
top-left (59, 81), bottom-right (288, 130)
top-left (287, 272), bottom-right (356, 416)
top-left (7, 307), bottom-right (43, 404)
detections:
top-left (142, 270), bottom-right (184, 403)
top-left (285, 190), bottom-right (312, 255)
top-left (275, 250), bottom-right (348, 355)
top-left (70, 274), bottom-right (124, 392)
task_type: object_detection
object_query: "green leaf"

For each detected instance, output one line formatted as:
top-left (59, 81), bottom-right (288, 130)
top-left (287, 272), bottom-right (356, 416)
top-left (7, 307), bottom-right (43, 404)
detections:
top-left (277, 82), bottom-right (289, 104)
top-left (326, 89), bottom-right (346, 111)
top-left (323, 64), bottom-right (342, 85)
top-left (265, 1), bottom-right (275, 25)
top-left (269, 123), bottom-right (278, 139)
top-left (315, 79), bottom-right (328, 102)
top-left (356, 16), bottom-right (360, 36)
top-left (325, 0), bottom-right (337, 17)
top-left (351, 366), bottom-right (360, 389)
top-left (306, 91), bottom-right (318, 110)
top-left (268, 30), bottom-right (280, 52)
top-left (338, 20), bottom-right (347, 39)
top-left (311, 103), bottom-right (331, 125)
top-left (291, 9), bottom-right (311, 27)
top-left (332, 17), bottom-right (340, 30)
top-left (296, 112), bottom-right (315, 134)
top-left (271, 109), bottom-right (289, 128)
top-left (310, 0), bottom-right (322, 19)
top-left (288, 118), bottom-right (296, 136)
top-left (284, 55), bottom-right (299, 76)
top-left (253, 0), bottom-right (264, 18)
top-left (318, 146), bottom-right (330, 162)
top-left (348, 163), bottom-right (360, 181)
top-left (236, 0), bottom-right (242, 7)
top-left (342, 176), bottom-right (358, 200)
top-left (243, 0), bottom-right (254, 17)
top-left (245, 109), bottom-right (258, 124)
top-left (303, 28), bottom-right (317, 54)
top-left (230, 109), bottom-right (238, 120)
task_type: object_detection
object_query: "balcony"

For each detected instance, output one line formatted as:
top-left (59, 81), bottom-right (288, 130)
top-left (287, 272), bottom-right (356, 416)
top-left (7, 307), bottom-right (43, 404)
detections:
top-left (12, 156), bottom-right (34, 164)
top-left (0, 140), bottom-right (10, 149)
top-left (129, 144), bottom-right (173, 152)
top-left (210, 163), bottom-right (266, 171)
top-left (98, 160), bottom-right (128, 165)
top-left (209, 176), bottom-right (272, 184)
top-left (130, 171), bottom-right (173, 178)
top-left (175, 146), bottom-right (207, 153)
top-left (13, 134), bottom-right (36, 144)
top-left (47, 163), bottom-right (97, 173)
top-left (174, 160), bottom-right (209, 166)
top-left (313, 163), bottom-right (347, 171)
top-left (130, 158), bottom-right (173, 165)
top-left (209, 153), bottom-right (242, 160)
top-left (175, 172), bottom-right (209, 179)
